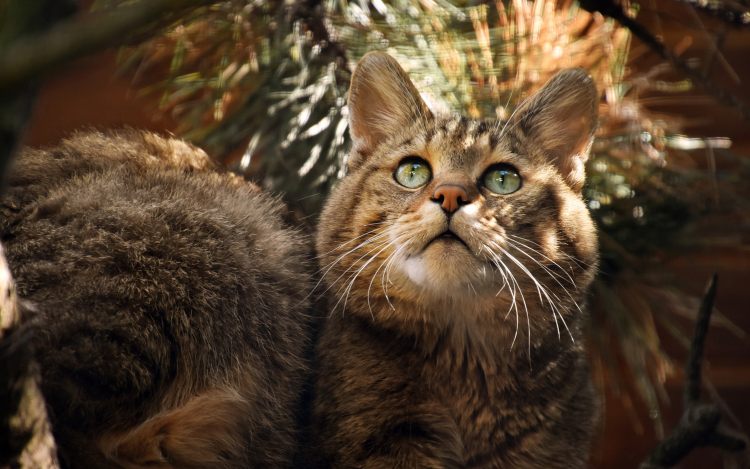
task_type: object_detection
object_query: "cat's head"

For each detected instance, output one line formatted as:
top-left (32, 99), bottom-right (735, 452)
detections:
top-left (317, 52), bottom-right (598, 333)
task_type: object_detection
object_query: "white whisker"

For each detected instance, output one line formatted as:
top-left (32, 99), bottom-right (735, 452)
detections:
top-left (333, 234), bottom-right (405, 317)
top-left (492, 242), bottom-right (574, 343)
top-left (505, 239), bottom-right (583, 316)
top-left (483, 245), bottom-right (524, 353)
top-left (494, 65), bottom-right (521, 134)
top-left (311, 230), bottom-right (394, 304)
top-left (367, 234), bottom-right (410, 313)
top-left (507, 235), bottom-right (577, 287)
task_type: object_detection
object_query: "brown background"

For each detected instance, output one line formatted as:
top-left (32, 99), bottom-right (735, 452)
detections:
top-left (21, 7), bottom-right (750, 468)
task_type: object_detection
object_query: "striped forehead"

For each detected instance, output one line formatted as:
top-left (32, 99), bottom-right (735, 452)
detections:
top-left (423, 115), bottom-right (506, 168)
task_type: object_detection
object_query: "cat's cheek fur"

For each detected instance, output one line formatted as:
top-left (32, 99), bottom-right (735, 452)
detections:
top-left (557, 190), bottom-right (598, 262)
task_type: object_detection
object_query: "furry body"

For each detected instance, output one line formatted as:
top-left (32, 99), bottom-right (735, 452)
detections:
top-left (309, 52), bottom-right (600, 468)
top-left (0, 130), bottom-right (313, 469)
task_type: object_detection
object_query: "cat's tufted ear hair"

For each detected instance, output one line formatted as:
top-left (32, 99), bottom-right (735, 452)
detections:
top-left (509, 68), bottom-right (598, 192)
top-left (347, 51), bottom-right (432, 167)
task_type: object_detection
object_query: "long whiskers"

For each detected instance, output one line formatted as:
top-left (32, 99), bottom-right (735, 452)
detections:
top-left (330, 235), bottom-right (402, 317)
top-left (305, 227), bottom-right (394, 302)
top-left (314, 222), bottom-right (392, 259)
top-left (380, 243), bottom-right (408, 311)
top-left (366, 236), bottom-right (410, 314)
top-left (328, 226), bottom-right (415, 318)
top-left (506, 235), bottom-right (577, 288)
top-left (508, 233), bottom-right (590, 272)
top-left (505, 239), bottom-right (583, 316)
top-left (482, 245), bottom-right (524, 353)
top-left (490, 241), bottom-right (574, 343)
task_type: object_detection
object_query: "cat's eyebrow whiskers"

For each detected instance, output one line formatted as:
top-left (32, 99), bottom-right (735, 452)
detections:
top-left (494, 65), bottom-right (521, 134)
top-left (496, 88), bottom-right (538, 139)
top-left (397, 76), bottom-right (430, 136)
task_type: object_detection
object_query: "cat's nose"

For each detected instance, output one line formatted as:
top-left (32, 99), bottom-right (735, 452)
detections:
top-left (432, 184), bottom-right (469, 213)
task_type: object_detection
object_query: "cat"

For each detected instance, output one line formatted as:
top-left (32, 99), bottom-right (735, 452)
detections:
top-left (307, 52), bottom-right (600, 469)
top-left (0, 129), bottom-right (314, 469)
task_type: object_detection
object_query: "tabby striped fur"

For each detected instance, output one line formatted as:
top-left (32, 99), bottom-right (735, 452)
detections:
top-left (309, 52), bottom-right (599, 469)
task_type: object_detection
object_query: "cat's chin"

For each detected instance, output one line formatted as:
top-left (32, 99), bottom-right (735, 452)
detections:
top-left (398, 241), bottom-right (498, 298)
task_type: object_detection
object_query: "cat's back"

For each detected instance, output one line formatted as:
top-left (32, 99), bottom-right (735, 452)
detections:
top-left (1, 130), bottom-right (313, 469)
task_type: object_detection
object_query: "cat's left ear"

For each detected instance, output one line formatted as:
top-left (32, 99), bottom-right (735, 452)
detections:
top-left (509, 68), bottom-right (598, 192)
top-left (347, 52), bottom-right (433, 167)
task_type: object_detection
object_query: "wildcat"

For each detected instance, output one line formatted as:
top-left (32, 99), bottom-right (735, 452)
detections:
top-left (0, 130), bottom-right (313, 469)
top-left (308, 52), bottom-right (600, 468)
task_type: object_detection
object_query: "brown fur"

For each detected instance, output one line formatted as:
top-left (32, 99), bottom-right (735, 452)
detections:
top-left (309, 52), bottom-right (600, 468)
top-left (0, 129), bottom-right (313, 469)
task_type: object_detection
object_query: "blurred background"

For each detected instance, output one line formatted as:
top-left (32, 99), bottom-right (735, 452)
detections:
top-left (2, 0), bottom-right (749, 466)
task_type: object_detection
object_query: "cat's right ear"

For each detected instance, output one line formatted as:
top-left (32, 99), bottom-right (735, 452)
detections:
top-left (347, 52), bottom-right (432, 167)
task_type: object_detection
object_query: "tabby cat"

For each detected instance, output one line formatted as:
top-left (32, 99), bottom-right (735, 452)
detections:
top-left (0, 130), bottom-right (313, 469)
top-left (308, 52), bottom-right (600, 468)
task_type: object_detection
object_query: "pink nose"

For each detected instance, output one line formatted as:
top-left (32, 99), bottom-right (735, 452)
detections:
top-left (432, 184), bottom-right (469, 213)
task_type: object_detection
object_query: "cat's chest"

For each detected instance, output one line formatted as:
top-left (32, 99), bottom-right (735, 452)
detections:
top-left (420, 348), bottom-right (568, 466)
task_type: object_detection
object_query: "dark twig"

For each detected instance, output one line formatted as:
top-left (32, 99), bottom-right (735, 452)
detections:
top-left (684, 274), bottom-right (717, 407)
top-left (579, 0), bottom-right (750, 120)
top-left (640, 275), bottom-right (748, 469)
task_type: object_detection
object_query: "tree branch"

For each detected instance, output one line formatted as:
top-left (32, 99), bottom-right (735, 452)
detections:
top-left (640, 275), bottom-right (748, 469)
top-left (684, 274), bottom-right (717, 407)
top-left (0, 247), bottom-right (59, 469)
top-left (580, 0), bottom-right (750, 120)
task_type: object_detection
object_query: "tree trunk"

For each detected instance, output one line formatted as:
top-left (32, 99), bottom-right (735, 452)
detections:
top-left (0, 244), bottom-right (59, 469)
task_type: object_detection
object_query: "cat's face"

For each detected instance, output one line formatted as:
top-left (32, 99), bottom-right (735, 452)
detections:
top-left (317, 52), bottom-right (598, 332)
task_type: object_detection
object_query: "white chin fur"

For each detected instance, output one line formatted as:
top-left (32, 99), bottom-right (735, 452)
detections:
top-left (400, 253), bottom-right (492, 297)
top-left (403, 257), bottom-right (430, 286)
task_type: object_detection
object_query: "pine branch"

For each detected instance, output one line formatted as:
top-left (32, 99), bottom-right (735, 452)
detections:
top-left (640, 275), bottom-right (748, 469)
top-left (580, 0), bottom-right (750, 120)
top-left (0, 0), bottom-right (217, 92)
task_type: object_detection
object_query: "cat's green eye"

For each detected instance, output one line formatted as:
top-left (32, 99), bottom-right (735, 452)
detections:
top-left (483, 164), bottom-right (521, 195)
top-left (394, 158), bottom-right (431, 189)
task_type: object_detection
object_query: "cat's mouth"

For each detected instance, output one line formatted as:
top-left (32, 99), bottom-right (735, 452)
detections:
top-left (427, 230), bottom-right (470, 250)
